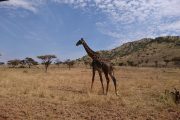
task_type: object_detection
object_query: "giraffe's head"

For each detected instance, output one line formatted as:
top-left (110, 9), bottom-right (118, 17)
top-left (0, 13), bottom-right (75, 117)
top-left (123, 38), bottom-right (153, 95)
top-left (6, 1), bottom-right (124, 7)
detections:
top-left (76, 38), bottom-right (85, 46)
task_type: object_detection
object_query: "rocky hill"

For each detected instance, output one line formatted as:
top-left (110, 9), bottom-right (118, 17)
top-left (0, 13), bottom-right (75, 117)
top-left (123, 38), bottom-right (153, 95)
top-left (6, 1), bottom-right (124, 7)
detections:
top-left (76, 36), bottom-right (180, 67)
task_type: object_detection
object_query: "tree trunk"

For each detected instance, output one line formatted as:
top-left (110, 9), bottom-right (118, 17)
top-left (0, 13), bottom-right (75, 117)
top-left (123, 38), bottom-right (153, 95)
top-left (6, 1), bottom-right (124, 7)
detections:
top-left (45, 65), bottom-right (48, 72)
top-left (69, 65), bottom-right (70, 70)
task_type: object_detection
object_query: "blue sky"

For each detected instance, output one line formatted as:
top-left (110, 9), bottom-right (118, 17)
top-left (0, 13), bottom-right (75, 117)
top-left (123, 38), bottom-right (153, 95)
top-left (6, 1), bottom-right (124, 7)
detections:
top-left (0, 0), bottom-right (180, 62)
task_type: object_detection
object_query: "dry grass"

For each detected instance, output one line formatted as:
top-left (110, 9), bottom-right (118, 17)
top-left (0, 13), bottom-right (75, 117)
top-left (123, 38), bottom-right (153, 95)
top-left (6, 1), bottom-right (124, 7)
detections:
top-left (0, 67), bottom-right (180, 120)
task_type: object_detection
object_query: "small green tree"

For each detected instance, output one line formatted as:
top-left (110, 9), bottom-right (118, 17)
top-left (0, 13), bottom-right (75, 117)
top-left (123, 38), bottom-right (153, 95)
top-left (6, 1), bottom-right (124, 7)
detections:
top-left (37, 55), bottom-right (56, 72)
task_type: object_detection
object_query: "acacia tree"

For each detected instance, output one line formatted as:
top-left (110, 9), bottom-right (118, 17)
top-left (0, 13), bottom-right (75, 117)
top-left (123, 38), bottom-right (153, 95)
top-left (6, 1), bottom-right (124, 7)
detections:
top-left (19, 60), bottom-right (26, 68)
top-left (0, 62), bottom-right (4, 65)
top-left (37, 55), bottom-right (56, 72)
top-left (7, 59), bottom-right (21, 68)
top-left (64, 59), bottom-right (75, 70)
top-left (25, 57), bottom-right (38, 68)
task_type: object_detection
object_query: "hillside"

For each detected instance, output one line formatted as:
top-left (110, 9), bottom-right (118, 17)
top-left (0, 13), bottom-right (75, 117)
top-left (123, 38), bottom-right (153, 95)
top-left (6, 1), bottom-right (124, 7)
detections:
top-left (77, 36), bottom-right (180, 67)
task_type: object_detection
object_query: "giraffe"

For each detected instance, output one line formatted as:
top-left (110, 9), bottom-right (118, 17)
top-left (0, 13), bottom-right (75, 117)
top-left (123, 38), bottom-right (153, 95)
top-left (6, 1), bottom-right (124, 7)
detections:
top-left (76, 38), bottom-right (118, 95)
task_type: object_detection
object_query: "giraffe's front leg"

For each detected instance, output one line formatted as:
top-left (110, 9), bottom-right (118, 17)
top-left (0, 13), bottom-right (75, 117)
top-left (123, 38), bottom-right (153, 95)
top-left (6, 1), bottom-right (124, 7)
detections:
top-left (91, 68), bottom-right (95, 91)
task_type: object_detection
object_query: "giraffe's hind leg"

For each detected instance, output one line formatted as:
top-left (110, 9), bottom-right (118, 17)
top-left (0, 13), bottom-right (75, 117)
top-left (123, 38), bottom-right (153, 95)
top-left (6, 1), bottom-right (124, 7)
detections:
top-left (98, 70), bottom-right (105, 94)
top-left (104, 73), bottom-right (110, 95)
top-left (109, 72), bottom-right (118, 95)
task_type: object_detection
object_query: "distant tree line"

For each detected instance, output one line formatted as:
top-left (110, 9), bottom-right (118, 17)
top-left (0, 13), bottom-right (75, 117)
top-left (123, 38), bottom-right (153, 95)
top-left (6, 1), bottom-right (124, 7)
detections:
top-left (7, 58), bottom-right (38, 68)
top-left (115, 57), bottom-right (180, 68)
top-left (0, 53), bottom-right (77, 73)
top-left (0, 52), bottom-right (179, 71)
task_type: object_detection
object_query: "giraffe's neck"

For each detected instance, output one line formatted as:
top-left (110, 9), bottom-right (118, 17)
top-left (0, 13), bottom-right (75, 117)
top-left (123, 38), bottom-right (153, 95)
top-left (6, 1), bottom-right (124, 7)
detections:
top-left (82, 42), bottom-right (99, 60)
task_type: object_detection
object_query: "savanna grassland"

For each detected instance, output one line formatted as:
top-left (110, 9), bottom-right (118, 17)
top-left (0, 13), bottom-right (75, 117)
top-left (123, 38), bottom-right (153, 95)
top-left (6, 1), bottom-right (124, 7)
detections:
top-left (0, 66), bottom-right (180, 120)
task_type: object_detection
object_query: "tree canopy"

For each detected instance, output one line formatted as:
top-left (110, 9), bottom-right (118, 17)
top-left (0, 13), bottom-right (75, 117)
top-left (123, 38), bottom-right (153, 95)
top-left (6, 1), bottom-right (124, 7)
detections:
top-left (25, 57), bottom-right (38, 68)
top-left (7, 59), bottom-right (21, 68)
top-left (37, 55), bottom-right (56, 72)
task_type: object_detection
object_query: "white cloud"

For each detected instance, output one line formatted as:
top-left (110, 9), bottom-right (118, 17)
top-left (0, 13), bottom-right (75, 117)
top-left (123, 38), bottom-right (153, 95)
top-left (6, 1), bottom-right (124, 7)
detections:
top-left (0, 0), bottom-right (44, 12)
top-left (1, 0), bottom-right (180, 48)
top-left (160, 20), bottom-right (180, 31)
top-left (52, 0), bottom-right (180, 45)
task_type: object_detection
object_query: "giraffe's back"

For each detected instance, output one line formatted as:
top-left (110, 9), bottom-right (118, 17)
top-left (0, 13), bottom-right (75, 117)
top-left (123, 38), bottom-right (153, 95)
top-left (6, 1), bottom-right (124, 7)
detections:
top-left (92, 59), bottom-right (114, 73)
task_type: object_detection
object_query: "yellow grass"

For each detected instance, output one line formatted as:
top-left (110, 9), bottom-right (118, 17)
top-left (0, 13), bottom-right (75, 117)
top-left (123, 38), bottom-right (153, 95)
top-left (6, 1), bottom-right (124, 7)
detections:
top-left (0, 67), bottom-right (179, 120)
